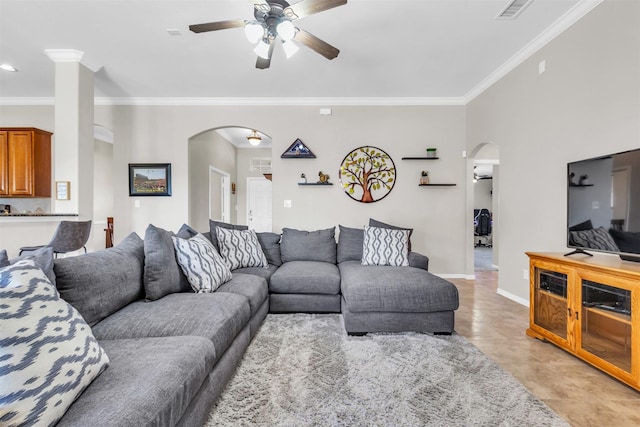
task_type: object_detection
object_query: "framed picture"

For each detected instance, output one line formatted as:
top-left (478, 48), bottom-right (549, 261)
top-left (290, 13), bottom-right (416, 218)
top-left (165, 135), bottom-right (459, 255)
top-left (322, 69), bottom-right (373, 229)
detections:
top-left (56, 181), bottom-right (70, 200)
top-left (128, 163), bottom-right (172, 196)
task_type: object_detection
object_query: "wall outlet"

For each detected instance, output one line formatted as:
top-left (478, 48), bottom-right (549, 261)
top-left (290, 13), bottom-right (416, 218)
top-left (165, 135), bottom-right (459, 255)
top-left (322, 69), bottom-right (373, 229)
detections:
top-left (523, 269), bottom-right (529, 280)
top-left (283, 200), bottom-right (292, 208)
top-left (134, 200), bottom-right (140, 208)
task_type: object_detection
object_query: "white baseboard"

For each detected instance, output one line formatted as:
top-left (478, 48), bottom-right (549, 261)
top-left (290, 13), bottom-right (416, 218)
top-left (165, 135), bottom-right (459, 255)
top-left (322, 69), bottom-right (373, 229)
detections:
top-left (497, 288), bottom-right (529, 307)
top-left (436, 274), bottom-right (475, 280)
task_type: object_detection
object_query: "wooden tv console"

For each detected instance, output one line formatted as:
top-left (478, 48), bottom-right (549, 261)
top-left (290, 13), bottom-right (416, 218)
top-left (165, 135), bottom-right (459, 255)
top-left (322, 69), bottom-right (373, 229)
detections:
top-left (526, 252), bottom-right (640, 391)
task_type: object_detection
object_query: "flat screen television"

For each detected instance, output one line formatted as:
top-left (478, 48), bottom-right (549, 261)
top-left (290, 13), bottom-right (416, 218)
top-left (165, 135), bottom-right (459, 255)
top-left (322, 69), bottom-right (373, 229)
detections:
top-left (567, 148), bottom-right (640, 262)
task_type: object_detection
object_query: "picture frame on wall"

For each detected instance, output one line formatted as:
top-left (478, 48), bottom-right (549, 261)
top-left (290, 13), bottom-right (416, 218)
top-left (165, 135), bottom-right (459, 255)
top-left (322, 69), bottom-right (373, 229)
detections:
top-left (128, 163), bottom-right (172, 196)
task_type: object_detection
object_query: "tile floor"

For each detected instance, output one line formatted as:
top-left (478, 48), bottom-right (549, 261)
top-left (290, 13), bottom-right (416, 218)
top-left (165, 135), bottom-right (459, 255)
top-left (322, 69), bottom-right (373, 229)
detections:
top-left (451, 271), bottom-right (640, 426)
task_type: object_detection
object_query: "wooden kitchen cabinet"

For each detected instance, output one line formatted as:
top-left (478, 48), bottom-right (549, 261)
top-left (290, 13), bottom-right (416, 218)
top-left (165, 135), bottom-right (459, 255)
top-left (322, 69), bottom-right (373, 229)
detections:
top-left (527, 252), bottom-right (640, 391)
top-left (0, 128), bottom-right (52, 197)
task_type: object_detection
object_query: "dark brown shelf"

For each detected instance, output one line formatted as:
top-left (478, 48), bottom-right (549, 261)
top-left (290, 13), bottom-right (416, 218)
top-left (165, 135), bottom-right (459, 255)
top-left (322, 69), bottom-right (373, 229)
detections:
top-left (418, 183), bottom-right (456, 187)
top-left (569, 184), bottom-right (594, 187)
top-left (402, 157), bottom-right (439, 160)
top-left (298, 183), bottom-right (333, 186)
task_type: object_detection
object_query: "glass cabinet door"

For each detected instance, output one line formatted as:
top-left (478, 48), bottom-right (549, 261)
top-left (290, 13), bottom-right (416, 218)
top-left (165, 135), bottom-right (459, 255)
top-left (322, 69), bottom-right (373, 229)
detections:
top-left (580, 280), bottom-right (632, 373)
top-left (534, 268), bottom-right (569, 341)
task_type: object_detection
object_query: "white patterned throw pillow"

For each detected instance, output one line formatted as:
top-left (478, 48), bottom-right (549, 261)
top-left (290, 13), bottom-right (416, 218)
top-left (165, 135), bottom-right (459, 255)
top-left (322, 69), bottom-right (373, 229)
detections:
top-left (0, 259), bottom-right (110, 426)
top-left (361, 226), bottom-right (410, 267)
top-left (172, 233), bottom-right (232, 292)
top-left (215, 227), bottom-right (269, 270)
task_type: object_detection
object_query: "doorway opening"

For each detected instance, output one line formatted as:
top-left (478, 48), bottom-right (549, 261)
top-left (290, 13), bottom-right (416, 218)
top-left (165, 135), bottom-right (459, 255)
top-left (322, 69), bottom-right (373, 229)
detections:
top-left (209, 166), bottom-right (231, 223)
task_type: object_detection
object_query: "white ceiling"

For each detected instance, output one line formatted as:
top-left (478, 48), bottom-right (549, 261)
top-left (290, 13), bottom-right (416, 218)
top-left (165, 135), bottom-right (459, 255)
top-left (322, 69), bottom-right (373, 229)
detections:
top-left (0, 0), bottom-right (598, 102)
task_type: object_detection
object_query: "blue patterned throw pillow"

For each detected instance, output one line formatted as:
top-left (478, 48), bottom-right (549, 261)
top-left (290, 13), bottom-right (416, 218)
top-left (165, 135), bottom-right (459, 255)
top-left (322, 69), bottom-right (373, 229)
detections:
top-left (215, 227), bottom-right (269, 270)
top-left (172, 233), bottom-right (232, 292)
top-left (361, 226), bottom-right (410, 267)
top-left (0, 259), bottom-right (110, 426)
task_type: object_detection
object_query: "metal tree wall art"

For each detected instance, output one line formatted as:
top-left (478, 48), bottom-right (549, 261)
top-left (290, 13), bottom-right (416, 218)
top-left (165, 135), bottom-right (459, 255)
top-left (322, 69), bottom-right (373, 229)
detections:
top-left (339, 146), bottom-right (396, 203)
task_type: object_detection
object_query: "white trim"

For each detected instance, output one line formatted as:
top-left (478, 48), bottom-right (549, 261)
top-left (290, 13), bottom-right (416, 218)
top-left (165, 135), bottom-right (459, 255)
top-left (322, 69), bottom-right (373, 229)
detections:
top-left (464, 0), bottom-right (603, 103)
top-left (497, 288), bottom-right (530, 307)
top-left (0, 98), bottom-right (55, 105)
top-left (436, 274), bottom-right (475, 280)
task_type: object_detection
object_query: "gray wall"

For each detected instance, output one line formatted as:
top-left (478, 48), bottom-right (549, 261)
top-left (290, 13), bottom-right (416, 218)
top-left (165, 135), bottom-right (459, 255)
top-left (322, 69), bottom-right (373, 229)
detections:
top-left (466, 1), bottom-right (640, 302)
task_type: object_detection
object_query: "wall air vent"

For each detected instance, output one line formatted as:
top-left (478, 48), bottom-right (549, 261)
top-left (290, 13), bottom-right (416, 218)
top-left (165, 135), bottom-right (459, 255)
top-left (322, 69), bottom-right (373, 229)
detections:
top-left (496, 0), bottom-right (533, 19)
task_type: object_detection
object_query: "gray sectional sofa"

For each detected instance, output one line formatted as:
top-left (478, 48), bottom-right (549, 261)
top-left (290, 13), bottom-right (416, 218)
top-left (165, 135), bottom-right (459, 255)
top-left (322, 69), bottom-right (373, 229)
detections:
top-left (1, 220), bottom-right (459, 427)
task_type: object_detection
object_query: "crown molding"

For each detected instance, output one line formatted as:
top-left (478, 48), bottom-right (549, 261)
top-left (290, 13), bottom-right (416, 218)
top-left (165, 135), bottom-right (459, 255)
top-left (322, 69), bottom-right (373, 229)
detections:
top-left (91, 97), bottom-right (466, 106)
top-left (44, 49), bottom-right (84, 63)
top-left (0, 97), bottom-right (465, 106)
top-left (464, 0), bottom-right (604, 103)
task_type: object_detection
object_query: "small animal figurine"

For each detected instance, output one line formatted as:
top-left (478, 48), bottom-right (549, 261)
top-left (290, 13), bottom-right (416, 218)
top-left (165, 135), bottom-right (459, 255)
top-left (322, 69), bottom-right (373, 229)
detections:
top-left (318, 171), bottom-right (330, 183)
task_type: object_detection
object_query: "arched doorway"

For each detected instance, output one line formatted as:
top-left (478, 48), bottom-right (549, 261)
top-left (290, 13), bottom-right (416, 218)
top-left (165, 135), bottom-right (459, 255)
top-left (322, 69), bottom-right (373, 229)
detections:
top-left (187, 126), bottom-right (272, 231)
top-left (465, 142), bottom-right (500, 278)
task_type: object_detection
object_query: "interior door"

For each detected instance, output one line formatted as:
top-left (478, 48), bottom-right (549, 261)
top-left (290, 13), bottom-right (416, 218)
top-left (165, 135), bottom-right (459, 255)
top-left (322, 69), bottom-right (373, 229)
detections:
top-left (209, 166), bottom-right (230, 223)
top-left (247, 178), bottom-right (272, 232)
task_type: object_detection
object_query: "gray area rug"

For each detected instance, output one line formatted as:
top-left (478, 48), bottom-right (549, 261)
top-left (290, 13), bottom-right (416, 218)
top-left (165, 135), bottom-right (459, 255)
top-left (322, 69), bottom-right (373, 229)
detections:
top-left (206, 314), bottom-right (568, 427)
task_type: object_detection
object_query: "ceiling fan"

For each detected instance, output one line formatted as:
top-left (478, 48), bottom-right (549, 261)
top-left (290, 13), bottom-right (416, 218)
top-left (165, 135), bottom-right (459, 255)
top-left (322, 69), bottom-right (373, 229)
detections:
top-left (189, 0), bottom-right (347, 69)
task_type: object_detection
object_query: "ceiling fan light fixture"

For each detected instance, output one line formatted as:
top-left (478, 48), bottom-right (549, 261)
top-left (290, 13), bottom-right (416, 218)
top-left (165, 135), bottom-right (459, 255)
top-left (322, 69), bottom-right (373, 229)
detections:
top-left (247, 130), bottom-right (262, 146)
top-left (244, 21), bottom-right (264, 44)
top-left (276, 20), bottom-right (296, 41)
top-left (253, 39), bottom-right (271, 59)
top-left (282, 40), bottom-right (299, 58)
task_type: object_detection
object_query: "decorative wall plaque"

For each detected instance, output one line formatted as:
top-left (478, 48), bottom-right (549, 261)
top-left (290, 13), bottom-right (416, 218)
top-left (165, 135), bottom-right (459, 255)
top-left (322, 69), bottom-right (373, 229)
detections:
top-left (339, 146), bottom-right (396, 203)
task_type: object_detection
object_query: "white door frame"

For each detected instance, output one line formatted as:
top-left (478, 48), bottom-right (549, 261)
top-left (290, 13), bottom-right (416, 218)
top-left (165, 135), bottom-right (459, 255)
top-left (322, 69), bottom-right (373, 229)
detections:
top-left (209, 166), bottom-right (230, 223)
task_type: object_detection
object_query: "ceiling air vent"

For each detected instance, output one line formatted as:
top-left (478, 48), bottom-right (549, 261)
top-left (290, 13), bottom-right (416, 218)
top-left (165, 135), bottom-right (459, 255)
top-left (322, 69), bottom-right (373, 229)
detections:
top-left (496, 0), bottom-right (533, 19)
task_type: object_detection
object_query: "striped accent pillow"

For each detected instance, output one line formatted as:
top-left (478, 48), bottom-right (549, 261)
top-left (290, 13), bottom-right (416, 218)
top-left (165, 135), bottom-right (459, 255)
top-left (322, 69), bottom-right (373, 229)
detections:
top-left (172, 233), bottom-right (232, 293)
top-left (569, 227), bottom-right (619, 252)
top-left (0, 259), bottom-right (110, 426)
top-left (215, 227), bottom-right (269, 270)
top-left (361, 226), bottom-right (410, 267)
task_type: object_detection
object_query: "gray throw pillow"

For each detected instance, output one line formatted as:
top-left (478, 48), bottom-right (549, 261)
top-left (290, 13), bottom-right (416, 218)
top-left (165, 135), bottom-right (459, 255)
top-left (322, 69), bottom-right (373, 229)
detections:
top-left (176, 223), bottom-right (199, 239)
top-left (55, 232), bottom-right (145, 326)
top-left (0, 249), bottom-right (9, 267)
top-left (208, 220), bottom-right (248, 251)
top-left (280, 227), bottom-right (337, 264)
top-left (143, 224), bottom-right (191, 301)
top-left (369, 218), bottom-right (413, 252)
top-left (8, 246), bottom-right (55, 285)
top-left (337, 225), bottom-right (364, 263)
top-left (257, 232), bottom-right (282, 266)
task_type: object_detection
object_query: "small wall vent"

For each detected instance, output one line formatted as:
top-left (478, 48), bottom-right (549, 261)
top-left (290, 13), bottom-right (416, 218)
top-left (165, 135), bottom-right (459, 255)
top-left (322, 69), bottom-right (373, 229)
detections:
top-left (496, 0), bottom-right (533, 19)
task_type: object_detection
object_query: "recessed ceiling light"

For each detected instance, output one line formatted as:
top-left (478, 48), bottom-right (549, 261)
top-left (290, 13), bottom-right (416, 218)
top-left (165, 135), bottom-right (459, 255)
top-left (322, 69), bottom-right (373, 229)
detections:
top-left (166, 29), bottom-right (182, 36)
top-left (0, 64), bottom-right (18, 72)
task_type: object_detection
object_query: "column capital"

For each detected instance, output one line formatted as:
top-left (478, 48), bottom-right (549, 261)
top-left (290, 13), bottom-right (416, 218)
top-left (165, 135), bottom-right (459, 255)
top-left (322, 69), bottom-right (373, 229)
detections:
top-left (45, 49), bottom-right (84, 63)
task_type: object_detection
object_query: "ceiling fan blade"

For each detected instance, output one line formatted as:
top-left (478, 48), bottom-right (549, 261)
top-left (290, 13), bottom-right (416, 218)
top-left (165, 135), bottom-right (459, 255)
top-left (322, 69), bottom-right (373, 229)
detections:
top-left (284, 0), bottom-right (347, 20)
top-left (294, 29), bottom-right (340, 60)
top-left (189, 20), bottom-right (246, 33)
top-left (256, 39), bottom-right (276, 69)
top-left (249, 0), bottom-right (271, 14)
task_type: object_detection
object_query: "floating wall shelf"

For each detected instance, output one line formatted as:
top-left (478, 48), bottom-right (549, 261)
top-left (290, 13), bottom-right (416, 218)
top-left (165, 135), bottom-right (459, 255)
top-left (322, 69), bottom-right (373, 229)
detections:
top-left (298, 183), bottom-right (333, 186)
top-left (418, 184), bottom-right (456, 187)
top-left (401, 157), bottom-right (440, 160)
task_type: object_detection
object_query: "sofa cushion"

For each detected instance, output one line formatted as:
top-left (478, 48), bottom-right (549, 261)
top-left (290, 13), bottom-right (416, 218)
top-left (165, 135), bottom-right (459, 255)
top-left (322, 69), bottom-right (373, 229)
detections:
top-left (176, 223), bottom-right (199, 239)
top-left (143, 224), bottom-right (191, 301)
top-left (280, 227), bottom-right (337, 263)
top-left (54, 232), bottom-right (145, 326)
top-left (257, 232), bottom-right (282, 266)
top-left (270, 261), bottom-right (341, 295)
top-left (208, 220), bottom-right (248, 251)
top-left (362, 226), bottom-right (410, 267)
top-left (339, 261), bottom-right (459, 313)
top-left (609, 229), bottom-right (640, 254)
top-left (172, 233), bottom-right (232, 293)
top-left (232, 264), bottom-right (278, 283)
top-left (215, 227), bottom-right (268, 270)
top-left (217, 273), bottom-right (268, 317)
top-left (337, 225), bottom-right (364, 263)
top-left (91, 292), bottom-right (250, 364)
top-left (56, 336), bottom-right (215, 427)
top-left (369, 218), bottom-right (413, 251)
top-left (0, 259), bottom-right (109, 427)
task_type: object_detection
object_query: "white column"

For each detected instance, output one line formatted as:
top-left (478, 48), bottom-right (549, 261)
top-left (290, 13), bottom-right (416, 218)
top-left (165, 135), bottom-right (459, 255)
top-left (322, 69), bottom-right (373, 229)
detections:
top-left (45, 49), bottom-right (94, 219)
